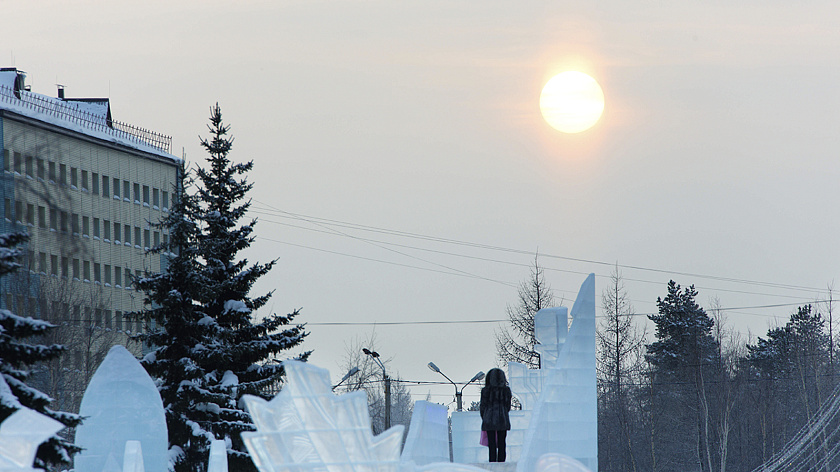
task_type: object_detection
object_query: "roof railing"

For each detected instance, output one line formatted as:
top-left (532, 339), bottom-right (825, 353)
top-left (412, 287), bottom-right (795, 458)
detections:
top-left (0, 84), bottom-right (171, 154)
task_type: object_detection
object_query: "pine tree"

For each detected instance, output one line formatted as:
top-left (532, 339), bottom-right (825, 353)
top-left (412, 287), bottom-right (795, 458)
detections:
top-left (0, 232), bottom-right (81, 469)
top-left (138, 115), bottom-right (310, 471)
top-left (136, 164), bottom-right (213, 470)
top-left (646, 280), bottom-right (719, 472)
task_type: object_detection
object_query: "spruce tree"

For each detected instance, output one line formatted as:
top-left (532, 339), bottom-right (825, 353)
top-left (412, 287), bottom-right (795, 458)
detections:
top-left (0, 232), bottom-right (81, 469)
top-left (136, 165), bottom-right (213, 470)
top-left (194, 104), bottom-right (309, 471)
top-left (138, 106), bottom-right (309, 472)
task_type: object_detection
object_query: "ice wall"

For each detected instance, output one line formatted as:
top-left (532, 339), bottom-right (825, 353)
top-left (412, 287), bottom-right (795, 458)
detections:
top-left (74, 345), bottom-right (168, 472)
top-left (517, 274), bottom-right (597, 472)
top-left (401, 401), bottom-right (450, 465)
top-left (450, 410), bottom-right (530, 463)
top-left (0, 387), bottom-right (65, 472)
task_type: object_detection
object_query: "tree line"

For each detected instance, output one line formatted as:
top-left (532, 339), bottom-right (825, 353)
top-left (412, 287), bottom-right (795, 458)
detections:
top-left (498, 261), bottom-right (840, 472)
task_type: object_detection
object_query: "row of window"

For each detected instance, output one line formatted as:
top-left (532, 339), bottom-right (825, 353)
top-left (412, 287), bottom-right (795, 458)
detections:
top-left (23, 249), bottom-right (146, 289)
top-left (4, 294), bottom-right (145, 334)
top-left (3, 150), bottom-right (170, 211)
top-left (4, 198), bottom-right (167, 250)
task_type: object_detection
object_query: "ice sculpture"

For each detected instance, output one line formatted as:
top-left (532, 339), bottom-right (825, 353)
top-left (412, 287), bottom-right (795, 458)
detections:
top-left (0, 394), bottom-right (65, 472)
top-left (122, 441), bottom-right (145, 472)
top-left (241, 361), bottom-right (494, 472)
top-left (401, 401), bottom-right (450, 465)
top-left (240, 360), bottom-right (407, 472)
top-left (208, 440), bottom-right (228, 472)
top-left (74, 345), bottom-right (168, 472)
top-left (517, 274), bottom-right (597, 472)
top-left (535, 454), bottom-right (593, 472)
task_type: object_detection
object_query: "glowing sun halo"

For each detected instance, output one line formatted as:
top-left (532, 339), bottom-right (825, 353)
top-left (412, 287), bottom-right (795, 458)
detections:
top-left (540, 71), bottom-right (605, 133)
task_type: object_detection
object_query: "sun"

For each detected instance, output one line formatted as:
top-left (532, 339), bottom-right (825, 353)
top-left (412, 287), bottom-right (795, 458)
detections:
top-left (539, 71), bottom-right (604, 134)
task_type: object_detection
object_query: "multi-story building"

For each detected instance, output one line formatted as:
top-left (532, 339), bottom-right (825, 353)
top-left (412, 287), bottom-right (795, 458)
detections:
top-left (0, 67), bottom-right (180, 410)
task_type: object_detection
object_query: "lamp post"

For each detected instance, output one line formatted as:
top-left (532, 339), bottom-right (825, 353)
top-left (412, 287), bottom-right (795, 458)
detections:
top-left (363, 348), bottom-right (390, 430)
top-left (332, 366), bottom-right (360, 391)
top-left (427, 362), bottom-right (485, 411)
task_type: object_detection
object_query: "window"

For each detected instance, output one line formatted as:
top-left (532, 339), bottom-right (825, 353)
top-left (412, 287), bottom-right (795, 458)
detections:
top-left (103, 220), bottom-right (111, 241)
top-left (83, 261), bottom-right (90, 282)
top-left (162, 191), bottom-right (169, 211)
top-left (126, 266), bottom-right (132, 287)
top-left (102, 175), bottom-right (110, 197)
top-left (49, 208), bottom-right (57, 231)
top-left (48, 161), bottom-right (55, 182)
top-left (123, 181), bottom-right (130, 201)
top-left (135, 270), bottom-right (142, 290)
top-left (93, 218), bottom-right (100, 239)
top-left (3, 199), bottom-right (10, 221)
top-left (71, 213), bottom-right (79, 234)
top-left (115, 310), bottom-right (122, 329)
top-left (92, 172), bottom-right (99, 194)
top-left (134, 227), bottom-right (141, 248)
top-left (94, 263), bottom-right (101, 283)
top-left (38, 206), bottom-right (46, 228)
top-left (113, 178), bottom-right (120, 199)
top-left (2, 149), bottom-right (9, 172)
top-left (60, 211), bottom-right (68, 232)
top-left (144, 229), bottom-right (150, 249)
top-left (27, 250), bottom-right (34, 272)
top-left (59, 164), bottom-right (67, 185)
top-left (115, 267), bottom-right (122, 287)
top-left (26, 204), bottom-right (34, 226)
top-left (82, 216), bottom-right (89, 237)
top-left (13, 152), bottom-right (22, 174)
top-left (163, 233), bottom-right (169, 248)
top-left (25, 156), bottom-right (33, 178)
top-left (134, 183), bottom-right (140, 203)
top-left (81, 170), bottom-right (88, 191)
top-left (153, 188), bottom-right (159, 208)
top-left (154, 231), bottom-right (160, 247)
top-left (51, 255), bottom-right (58, 276)
top-left (104, 310), bottom-right (112, 328)
top-left (61, 257), bottom-right (69, 278)
top-left (104, 265), bottom-right (111, 286)
top-left (114, 222), bottom-right (121, 243)
top-left (71, 167), bottom-right (78, 188)
top-left (38, 252), bottom-right (46, 273)
top-left (73, 259), bottom-right (80, 280)
top-left (124, 224), bottom-right (131, 245)
top-left (36, 158), bottom-right (44, 180)
top-left (143, 185), bottom-right (150, 206)
top-left (94, 309), bottom-right (101, 326)
top-left (14, 200), bottom-right (22, 223)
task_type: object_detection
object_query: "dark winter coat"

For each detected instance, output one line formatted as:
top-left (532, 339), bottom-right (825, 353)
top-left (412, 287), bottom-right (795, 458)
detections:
top-left (480, 385), bottom-right (512, 431)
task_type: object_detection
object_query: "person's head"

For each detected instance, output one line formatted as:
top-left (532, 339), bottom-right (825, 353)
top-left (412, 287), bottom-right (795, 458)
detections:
top-left (485, 368), bottom-right (507, 388)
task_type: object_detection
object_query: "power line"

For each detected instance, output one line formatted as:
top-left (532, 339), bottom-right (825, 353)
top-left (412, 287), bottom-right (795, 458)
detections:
top-left (251, 202), bottom-right (827, 294)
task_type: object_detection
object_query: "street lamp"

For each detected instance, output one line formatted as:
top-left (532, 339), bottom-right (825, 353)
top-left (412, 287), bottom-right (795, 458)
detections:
top-left (427, 362), bottom-right (485, 411)
top-left (332, 366), bottom-right (360, 391)
top-left (363, 348), bottom-right (391, 429)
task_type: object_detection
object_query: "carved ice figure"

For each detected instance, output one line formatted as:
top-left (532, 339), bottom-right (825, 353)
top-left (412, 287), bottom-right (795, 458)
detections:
top-left (208, 440), bottom-right (229, 472)
top-left (535, 454), bottom-right (593, 472)
top-left (241, 360), bottom-right (406, 472)
top-left (242, 361), bottom-right (492, 472)
top-left (0, 380), bottom-right (64, 472)
top-left (122, 441), bottom-right (145, 472)
top-left (517, 274), bottom-right (597, 472)
top-left (75, 345), bottom-right (168, 472)
top-left (401, 401), bottom-right (449, 465)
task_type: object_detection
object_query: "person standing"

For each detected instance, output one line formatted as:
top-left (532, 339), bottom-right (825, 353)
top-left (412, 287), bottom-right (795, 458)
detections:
top-left (480, 368), bottom-right (512, 462)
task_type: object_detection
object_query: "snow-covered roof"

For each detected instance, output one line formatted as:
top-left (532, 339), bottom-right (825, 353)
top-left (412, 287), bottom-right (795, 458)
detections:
top-left (0, 69), bottom-right (178, 163)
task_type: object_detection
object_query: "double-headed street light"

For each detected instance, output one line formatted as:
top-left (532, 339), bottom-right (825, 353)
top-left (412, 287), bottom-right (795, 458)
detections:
top-left (363, 348), bottom-right (391, 429)
top-left (427, 362), bottom-right (485, 411)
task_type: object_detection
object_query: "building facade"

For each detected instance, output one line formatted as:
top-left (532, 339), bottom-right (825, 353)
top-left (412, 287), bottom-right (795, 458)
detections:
top-left (0, 67), bottom-right (179, 411)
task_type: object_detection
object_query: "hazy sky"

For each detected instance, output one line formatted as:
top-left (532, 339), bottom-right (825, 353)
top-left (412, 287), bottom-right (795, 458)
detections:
top-left (4, 1), bottom-right (840, 408)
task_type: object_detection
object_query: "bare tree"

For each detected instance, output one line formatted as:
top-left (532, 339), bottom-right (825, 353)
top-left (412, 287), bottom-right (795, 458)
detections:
top-left (337, 333), bottom-right (413, 435)
top-left (496, 254), bottom-right (555, 368)
top-left (597, 265), bottom-right (646, 472)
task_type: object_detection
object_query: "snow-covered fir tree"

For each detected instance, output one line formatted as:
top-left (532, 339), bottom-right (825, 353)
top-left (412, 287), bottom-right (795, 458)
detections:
top-left (0, 232), bottom-right (81, 469)
top-left (136, 106), bottom-right (309, 472)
